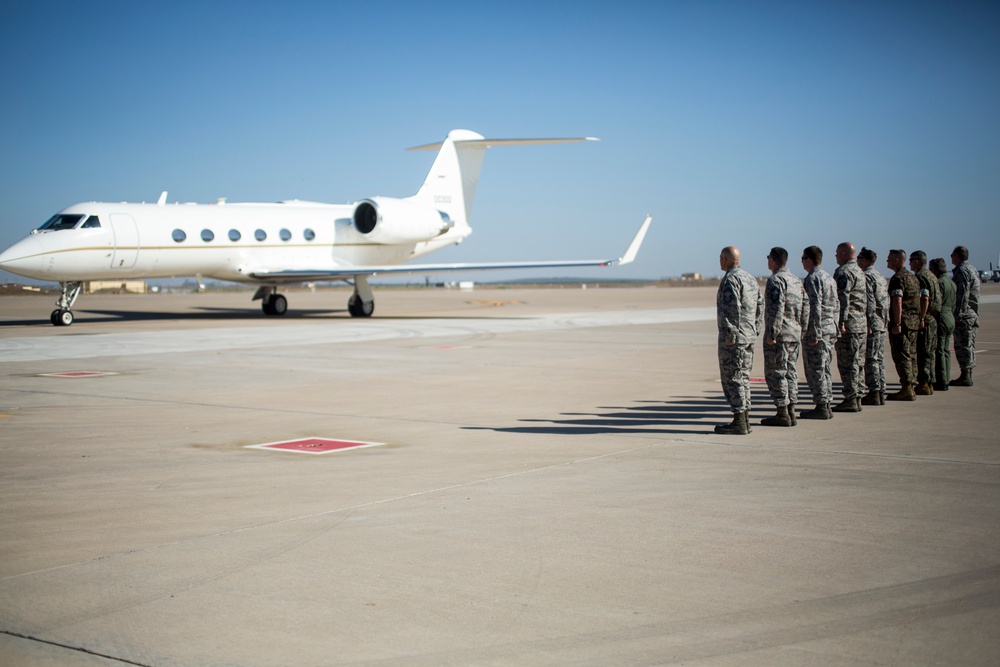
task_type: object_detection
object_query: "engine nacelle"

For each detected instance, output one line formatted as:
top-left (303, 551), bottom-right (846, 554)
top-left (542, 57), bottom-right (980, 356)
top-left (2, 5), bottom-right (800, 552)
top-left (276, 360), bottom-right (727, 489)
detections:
top-left (352, 197), bottom-right (453, 244)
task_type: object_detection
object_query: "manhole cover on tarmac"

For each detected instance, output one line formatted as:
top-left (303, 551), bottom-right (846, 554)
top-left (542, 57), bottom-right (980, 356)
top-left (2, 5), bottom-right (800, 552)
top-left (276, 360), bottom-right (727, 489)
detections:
top-left (245, 438), bottom-right (387, 455)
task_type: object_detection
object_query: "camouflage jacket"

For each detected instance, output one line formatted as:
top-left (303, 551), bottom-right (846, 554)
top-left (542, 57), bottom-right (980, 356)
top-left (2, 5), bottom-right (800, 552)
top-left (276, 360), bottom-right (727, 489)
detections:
top-left (717, 265), bottom-right (764, 346)
top-left (764, 267), bottom-right (807, 342)
top-left (889, 267), bottom-right (921, 331)
top-left (803, 267), bottom-right (838, 342)
top-left (834, 259), bottom-right (867, 334)
top-left (863, 266), bottom-right (890, 333)
top-left (915, 267), bottom-right (942, 317)
top-left (952, 261), bottom-right (980, 321)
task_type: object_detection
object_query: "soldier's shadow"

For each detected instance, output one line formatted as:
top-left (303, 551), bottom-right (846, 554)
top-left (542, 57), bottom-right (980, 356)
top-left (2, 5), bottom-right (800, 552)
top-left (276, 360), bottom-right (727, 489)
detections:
top-left (463, 380), bottom-right (902, 437)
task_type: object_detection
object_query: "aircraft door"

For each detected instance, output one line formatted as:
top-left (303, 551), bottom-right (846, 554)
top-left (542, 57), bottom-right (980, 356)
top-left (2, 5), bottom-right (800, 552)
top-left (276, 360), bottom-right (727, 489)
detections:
top-left (109, 213), bottom-right (139, 269)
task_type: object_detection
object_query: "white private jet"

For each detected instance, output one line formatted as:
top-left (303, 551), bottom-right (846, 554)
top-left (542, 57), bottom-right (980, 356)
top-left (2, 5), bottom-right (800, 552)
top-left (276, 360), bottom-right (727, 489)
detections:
top-left (0, 129), bottom-right (651, 326)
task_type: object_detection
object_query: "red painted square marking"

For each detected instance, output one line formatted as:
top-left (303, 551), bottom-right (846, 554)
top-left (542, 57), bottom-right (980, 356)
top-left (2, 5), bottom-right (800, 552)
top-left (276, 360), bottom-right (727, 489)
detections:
top-left (749, 377), bottom-right (767, 383)
top-left (37, 371), bottom-right (119, 378)
top-left (245, 437), bottom-right (387, 455)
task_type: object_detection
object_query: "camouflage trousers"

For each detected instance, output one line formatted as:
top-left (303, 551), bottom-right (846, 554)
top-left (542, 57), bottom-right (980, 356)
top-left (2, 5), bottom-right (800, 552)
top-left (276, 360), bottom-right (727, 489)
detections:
top-left (763, 341), bottom-right (799, 407)
top-left (916, 318), bottom-right (937, 385)
top-left (802, 337), bottom-right (834, 406)
top-left (954, 315), bottom-right (979, 370)
top-left (889, 328), bottom-right (918, 387)
top-left (936, 317), bottom-right (953, 384)
top-left (864, 330), bottom-right (887, 394)
top-left (718, 342), bottom-right (755, 413)
top-left (835, 332), bottom-right (866, 398)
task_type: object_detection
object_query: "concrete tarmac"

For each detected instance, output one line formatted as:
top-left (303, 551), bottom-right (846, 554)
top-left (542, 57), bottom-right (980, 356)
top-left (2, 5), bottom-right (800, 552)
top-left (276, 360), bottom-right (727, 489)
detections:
top-left (1, 285), bottom-right (998, 666)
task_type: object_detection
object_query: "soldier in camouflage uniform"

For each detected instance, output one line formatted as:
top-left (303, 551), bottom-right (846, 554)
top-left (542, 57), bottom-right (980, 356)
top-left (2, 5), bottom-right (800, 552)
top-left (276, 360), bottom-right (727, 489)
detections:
top-left (858, 247), bottom-right (889, 405)
top-left (909, 251), bottom-right (942, 395)
top-left (930, 257), bottom-right (956, 392)
top-left (833, 242), bottom-right (868, 412)
top-left (715, 246), bottom-right (764, 435)
top-left (760, 247), bottom-right (807, 427)
top-left (950, 245), bottom-right (980, 387)
top-left (800, 245), bottom-right (839, 420)
top-left (886, 249), bottom-right (921, 401)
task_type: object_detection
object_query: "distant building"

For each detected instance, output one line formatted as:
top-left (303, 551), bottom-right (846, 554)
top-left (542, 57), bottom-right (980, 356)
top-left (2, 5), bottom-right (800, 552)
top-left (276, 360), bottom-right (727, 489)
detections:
top-left (681, 272), bottom-right (702, 280)
top-left (86, 280), bottom-right (147, 294)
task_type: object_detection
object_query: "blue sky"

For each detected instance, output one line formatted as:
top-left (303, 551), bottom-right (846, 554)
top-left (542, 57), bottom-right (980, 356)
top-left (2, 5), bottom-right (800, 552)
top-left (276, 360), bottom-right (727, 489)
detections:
top-left (2, 0), bottom-right (998, 283)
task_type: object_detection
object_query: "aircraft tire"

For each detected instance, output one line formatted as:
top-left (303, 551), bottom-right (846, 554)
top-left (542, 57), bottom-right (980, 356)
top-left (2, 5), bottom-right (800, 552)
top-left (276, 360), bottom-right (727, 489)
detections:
top-left (261, 294), bottom-right (287, 316)
top-left (347, 295), bottom-right (374, 318)
top-left (52, 309), bottom-right (74, 326)
top-left (271, 294), bottom-right (288, 315)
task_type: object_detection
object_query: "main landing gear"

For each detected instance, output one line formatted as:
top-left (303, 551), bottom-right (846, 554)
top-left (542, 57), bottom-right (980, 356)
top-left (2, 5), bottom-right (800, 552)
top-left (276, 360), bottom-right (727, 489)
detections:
top-left (253, 286), bottom-right (288, 316)
top-left (252, 278), bottom-right (375, 318)
top-left (50, 281), bottom-right (82, 326)
top-left (347, 276), bottom-right (374, 318)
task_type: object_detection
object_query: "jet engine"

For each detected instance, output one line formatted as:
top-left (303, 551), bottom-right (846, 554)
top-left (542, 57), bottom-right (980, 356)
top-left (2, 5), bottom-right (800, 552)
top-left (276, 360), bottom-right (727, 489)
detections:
top-left (353, 197), bottom-right (453, 244)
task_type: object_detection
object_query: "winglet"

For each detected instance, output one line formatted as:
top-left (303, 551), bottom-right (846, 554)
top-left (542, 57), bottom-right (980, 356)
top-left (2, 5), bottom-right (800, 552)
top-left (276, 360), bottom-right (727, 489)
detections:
top-left (614, 215), bottom-right (652, 266)
top-left (157, 191), bottom-right (168, 206)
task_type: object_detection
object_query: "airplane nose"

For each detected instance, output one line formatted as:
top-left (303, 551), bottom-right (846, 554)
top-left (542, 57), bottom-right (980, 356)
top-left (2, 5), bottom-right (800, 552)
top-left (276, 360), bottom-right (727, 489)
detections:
top-left (0, 236), bottom-right (45, 279)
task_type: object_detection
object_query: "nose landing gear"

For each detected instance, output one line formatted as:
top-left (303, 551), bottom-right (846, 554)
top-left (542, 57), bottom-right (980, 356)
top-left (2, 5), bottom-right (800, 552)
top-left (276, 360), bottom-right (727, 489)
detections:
top-left (50, 281), bottom-right (82, 326)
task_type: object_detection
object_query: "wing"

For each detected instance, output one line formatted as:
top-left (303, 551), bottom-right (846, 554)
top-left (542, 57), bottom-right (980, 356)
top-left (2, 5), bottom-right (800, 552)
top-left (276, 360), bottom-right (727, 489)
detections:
top-left (250, 215), bottom-right (652, 283)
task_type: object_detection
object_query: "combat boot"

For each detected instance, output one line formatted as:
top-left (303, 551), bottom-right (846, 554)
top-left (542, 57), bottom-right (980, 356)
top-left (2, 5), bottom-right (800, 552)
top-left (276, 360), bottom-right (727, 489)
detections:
top-left (933, 380), bottom-right (950, 392)
top-left (800, 403), bottom-right (833, 420)
top-left (832, 396), bottom-right (862, 412)
top-left (887, 385), bottom-right (916, 401)
top-left (743, 411), bottom-right (753, 433)
top-left (861, 391), bottom-right (881, 406)
top-left (714, 411), bottom-right (749, 435)
top-left (879, 391), bottom-right (886, 405)
top-left (915, 382), bottom-right (933, 395)
top-left (760, 405), bottom-right (792, 427)
top-left (949, 369), bottom-right (973, 387)
top-left (788, 403), bottom-right (797, 426)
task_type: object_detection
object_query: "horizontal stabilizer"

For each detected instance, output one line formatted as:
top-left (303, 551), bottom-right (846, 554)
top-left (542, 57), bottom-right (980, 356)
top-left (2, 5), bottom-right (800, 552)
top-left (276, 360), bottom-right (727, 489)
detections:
top-left (408, 136), bottom-right (599, 152)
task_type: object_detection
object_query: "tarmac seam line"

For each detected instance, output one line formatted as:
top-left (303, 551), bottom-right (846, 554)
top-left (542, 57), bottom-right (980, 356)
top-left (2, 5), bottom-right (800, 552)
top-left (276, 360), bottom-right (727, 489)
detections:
top-left (0, 629), bottom-right (153, 666)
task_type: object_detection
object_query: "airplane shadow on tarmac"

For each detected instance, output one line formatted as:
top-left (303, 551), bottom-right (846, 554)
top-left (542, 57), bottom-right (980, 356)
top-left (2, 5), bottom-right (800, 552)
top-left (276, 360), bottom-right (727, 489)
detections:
top-left (465, 381), bottom-right (901, 436)
top-left (0, 308), bottom-right (536, 327)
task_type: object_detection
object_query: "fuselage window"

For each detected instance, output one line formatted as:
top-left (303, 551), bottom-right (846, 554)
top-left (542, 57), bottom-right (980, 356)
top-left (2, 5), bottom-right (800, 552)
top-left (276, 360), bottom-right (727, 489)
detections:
top-left (81, 216), bottom-right (101, 228)
top-left (37, 214), bottom-right (84, 232)
top-left (255, 229), bottom-right (267, 242)
top-left (172, 229), bottom-right (187, 242)
top-left (201, 229), bottom-right (215, 242)
top-left (304, 228), bottom-right (316, 241)
top-left (280, 228), bottom-right (292, 241)
top-left (228, 229), bottom-right (241, 242)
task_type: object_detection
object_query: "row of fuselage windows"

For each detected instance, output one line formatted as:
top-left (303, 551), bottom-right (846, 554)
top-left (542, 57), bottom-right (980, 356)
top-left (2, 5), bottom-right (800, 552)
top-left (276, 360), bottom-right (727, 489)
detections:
top-left (36, 215), bottom-right (318, 245)
top-left (172, 228), bottom-right (317, 243)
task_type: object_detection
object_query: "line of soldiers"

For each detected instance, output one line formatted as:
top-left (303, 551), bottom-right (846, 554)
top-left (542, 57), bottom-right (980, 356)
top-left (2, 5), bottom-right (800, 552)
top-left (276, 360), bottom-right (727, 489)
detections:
top-left (715, 244), bottom-right (981, 435)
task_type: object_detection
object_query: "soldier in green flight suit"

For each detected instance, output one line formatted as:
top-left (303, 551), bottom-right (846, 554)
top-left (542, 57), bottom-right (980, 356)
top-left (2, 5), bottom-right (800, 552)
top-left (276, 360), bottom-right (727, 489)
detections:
top-left (930, 257), bottom-right (956, 392)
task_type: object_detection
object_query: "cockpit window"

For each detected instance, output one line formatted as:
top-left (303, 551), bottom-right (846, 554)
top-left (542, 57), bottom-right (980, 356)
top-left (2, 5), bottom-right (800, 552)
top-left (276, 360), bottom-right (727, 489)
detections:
top-left (37, 214), bottom-right (85, 231)
top-left (80, 216), bottom-right (101, 228)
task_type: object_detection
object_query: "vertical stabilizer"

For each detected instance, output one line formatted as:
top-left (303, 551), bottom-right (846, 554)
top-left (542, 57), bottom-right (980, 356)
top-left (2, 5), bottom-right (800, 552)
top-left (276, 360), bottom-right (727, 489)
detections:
top-left (408, 129), bottom-right (486, 228)
top-left (407, 130), bottom-right (598, 228)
